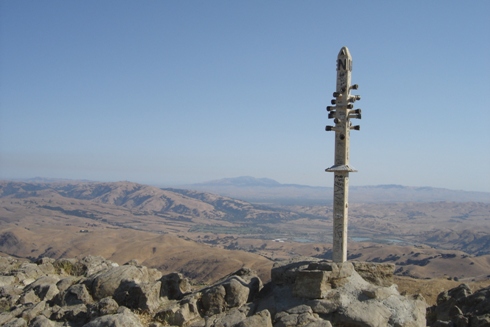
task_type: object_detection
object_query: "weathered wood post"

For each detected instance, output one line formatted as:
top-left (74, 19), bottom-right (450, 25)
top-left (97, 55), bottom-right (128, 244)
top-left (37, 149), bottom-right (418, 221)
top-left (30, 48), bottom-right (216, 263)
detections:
top-left (325, 47), bottom-right (361, 263)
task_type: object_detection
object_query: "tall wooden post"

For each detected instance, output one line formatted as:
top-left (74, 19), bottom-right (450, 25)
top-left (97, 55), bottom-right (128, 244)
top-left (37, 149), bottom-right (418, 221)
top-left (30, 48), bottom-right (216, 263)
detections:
top-left (325, 47), bottom-right (361, 263)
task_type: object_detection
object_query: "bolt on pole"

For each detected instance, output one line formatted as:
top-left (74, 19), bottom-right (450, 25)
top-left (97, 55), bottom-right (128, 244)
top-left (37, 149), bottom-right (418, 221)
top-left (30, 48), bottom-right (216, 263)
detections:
top-left (325, 46), bottom-right (361, 263)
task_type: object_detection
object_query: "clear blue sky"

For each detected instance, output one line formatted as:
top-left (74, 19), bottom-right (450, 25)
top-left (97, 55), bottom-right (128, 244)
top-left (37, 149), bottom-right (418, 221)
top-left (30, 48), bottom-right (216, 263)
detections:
top-left (1, 1), bottom-right (489, 192)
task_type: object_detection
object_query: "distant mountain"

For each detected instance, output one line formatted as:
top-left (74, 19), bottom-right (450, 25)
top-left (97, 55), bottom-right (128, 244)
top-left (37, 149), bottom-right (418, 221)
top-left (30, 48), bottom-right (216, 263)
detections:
top-left (0, 180), bottom-right (300, 223)
top-left (180, 176), bottom-right (490, 205)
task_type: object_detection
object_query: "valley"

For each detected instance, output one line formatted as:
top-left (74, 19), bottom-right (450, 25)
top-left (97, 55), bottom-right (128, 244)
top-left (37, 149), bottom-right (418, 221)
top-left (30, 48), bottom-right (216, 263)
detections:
top-left (1, 179), bottom-right (490, 296)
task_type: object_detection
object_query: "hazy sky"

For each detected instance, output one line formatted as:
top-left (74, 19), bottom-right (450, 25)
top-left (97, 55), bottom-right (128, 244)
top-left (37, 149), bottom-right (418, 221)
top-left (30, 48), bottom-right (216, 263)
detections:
top-left (1, 1), bottom-right (489, 192)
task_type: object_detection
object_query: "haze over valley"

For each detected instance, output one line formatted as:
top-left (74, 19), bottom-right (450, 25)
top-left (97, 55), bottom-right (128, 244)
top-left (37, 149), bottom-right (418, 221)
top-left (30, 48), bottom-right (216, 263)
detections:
top-left (2, 177), bottom-right (490, 303)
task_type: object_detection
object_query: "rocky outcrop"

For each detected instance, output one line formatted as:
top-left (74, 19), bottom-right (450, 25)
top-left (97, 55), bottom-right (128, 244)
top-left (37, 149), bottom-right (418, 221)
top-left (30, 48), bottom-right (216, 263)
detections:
top-left (427, 283), bottom-right (490, 326)
top-left (0, 255), bottom-right (429, 326)
top-left (264, 260), bottom-right (426, 327)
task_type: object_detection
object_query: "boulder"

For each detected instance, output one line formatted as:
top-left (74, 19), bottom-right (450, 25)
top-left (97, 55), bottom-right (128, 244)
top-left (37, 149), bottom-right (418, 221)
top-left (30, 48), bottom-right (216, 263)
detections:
top-left (59, 284), bottom-right (93, 306)
top-left (236, 309), bottom-right (273, 327)
top-left (201, 269), bottom-right (261, 316)
top-left (274, 305), bottom-right (326, 327)
top-left (51, 303), bottom-right (89, 325)
top-left (22, 276), bottom-right (60, 302)
top-left (428, 284), bottom-right (490, 326)
top-left (268, 260), bottom-right (426, 327)
top-left (96, 297), bottom-right (120, 316)
top-left (202, 285), bottom-right (226, 315)
top-left (204, 307), bottom-right (247, 327)
top-left (3, 318), bottom-right (27, 327)
top-left (160, 272), bottom-right (192, 300)
top-left (20, 300), bottom-right (46, 322)
top-left (28, 315), bottom-right (55, 327)
top-left (78, 256), bottom-right (119, 276)
top-left (82, 310), bottom-right (144, 327)
top-left (83, 264), bottom-right (159, 308)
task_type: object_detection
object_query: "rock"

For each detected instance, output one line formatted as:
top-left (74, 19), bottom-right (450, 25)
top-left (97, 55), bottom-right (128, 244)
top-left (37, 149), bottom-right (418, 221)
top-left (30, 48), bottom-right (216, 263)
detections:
top-left (293, 271), bottom-right (332, 299)
top-left (428, 284), bottom-right (490, 326)
top-left (1, 284), bottom-right (23, 308)
top-left (124, 259), bottom-right (139, 266)
top-left (18, 290), bottom-right (40, 305)
top-left (59, 284), bottom-right (93, 306)
top-left (202, 285), bottom-right (226, 315)
top-left (273, 305), bottom-right (331, 327)
top-left (28, 315), bottom-right (55, 327)
top-left (122, 280), bottom-right (162, 312)
top-left (235, 309), bottom-right (272, 327)
top-left (83, 264), bottom-right (159, 310)
top-left (160, 273), bottom-right (192, 300)
top-left (96, 297), bottom-right (119, 316)
top-left (351, 262), bottom-right (395, 287)
top-left (3, 318), bottom-right (27, 327)
top-left (155, 302), bottom-right (201, 327)
top-left (23, 276), bottom-right (60, 302)
top-left (224, 277), bottom-right (250, 308)
top-left (201, 269), bottom-right (262, 317)
top-left (204, 307), bottom-right (246, 327)
top-left (78, 256), bottom-right (119, 276)
top-left (15, 263), bottom-right (45, 284)
top-left (270, 260), bottom-right (426, 327)
top-left (0, 276), bottom-right (16, 287)
top-left (271, 260), bottom-right (314, 285)
top-left (82, 311), bottom-right (144, 327)
top-left (52, 303), bottom-right (89, 325)
top-left (333, 301), bottom-right (391, 327)
top-left (34, 258), bottom-right (56, 276)
top-left (21, 300), bottom-right (46, 322)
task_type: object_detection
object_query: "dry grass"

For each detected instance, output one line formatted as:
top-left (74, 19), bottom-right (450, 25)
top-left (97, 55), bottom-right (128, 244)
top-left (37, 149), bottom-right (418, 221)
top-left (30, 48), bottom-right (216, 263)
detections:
top-left (395, 276), bottom-right (490, 306)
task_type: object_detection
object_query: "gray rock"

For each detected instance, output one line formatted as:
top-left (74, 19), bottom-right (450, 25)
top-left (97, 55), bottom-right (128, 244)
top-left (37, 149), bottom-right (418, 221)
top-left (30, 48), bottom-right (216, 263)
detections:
top-left (293, 271), bottom-right (331, 299)
top-left (0, 276), bottom-right (16, 287)
top-left (202, 285), bottom-right (226, 315)
top-left (155, 293), bottom-right (202, 326)
top-left (4, 317), bottom-right (27, 327)
top-left (56, 276), bottom-right (78, 294)
top-left (0, 312), bottom-right (16, 326)
top-left (28, 315), bottom-right (55, 327)
top-left (235, 309), bottom-right (272, 327)
top-left (18, 290), bottom-right (40, 305)
top-left (82, 311), bottom-right (143, 327)
top-left (333, 301), bottom-right (391, 327)
top-left (96, 297), bottom-right (119, 316)
top-left (60, 284), bottom-right (93, 306)
top-left (21, 300), bottom-right (46, 322)
top-left (271, 260), bottom-right (426, 327)
top-left (78, 256), bottom-right (119, 276)
top-left (274, 306), bottom-right (325, 327)
top-left (429, 284), bottom-right (490, 326)
top-left (17, 263), bottom-right (45, 281)
top-left (271, 260), bottom-right (313, 286)
top-left (201, 268), bottom-right (262, 316)
top-left (122, 280), bottom-right (162, 312)
top-left (83, 264), bottom-right (160, 312)
top-left (34, 258), bottom-right (56, 276)
top-left (23, 276), bottom-right (60, 302)
top-left (352, 262), bottom-right (395, 287)
top-left (204, 307), bottom-right (246, 327)
top-left (224, 277), bottom-right (250, 308)
top-left (1, 284), bottom-right (23, 308)
top-left (52, 304), bottom-right (89, 325)
top-left (160, 273), bottom-right (192, 300)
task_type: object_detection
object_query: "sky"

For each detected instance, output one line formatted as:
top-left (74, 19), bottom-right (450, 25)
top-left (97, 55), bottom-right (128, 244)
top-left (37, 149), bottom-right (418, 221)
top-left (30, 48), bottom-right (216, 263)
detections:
top-left (1, 1), bottom-right (489, 192)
